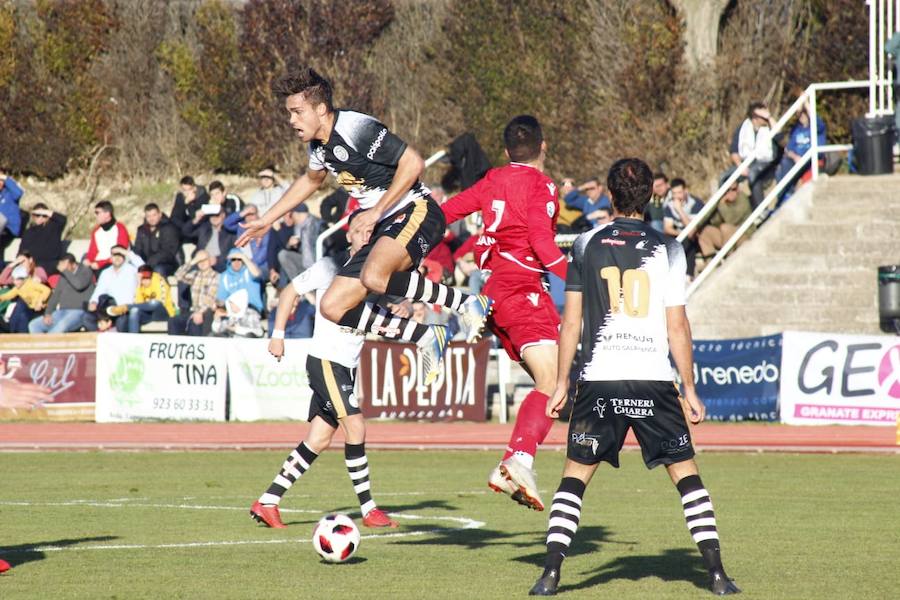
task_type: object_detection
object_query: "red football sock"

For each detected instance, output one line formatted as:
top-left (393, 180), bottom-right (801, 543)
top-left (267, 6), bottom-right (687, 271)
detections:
top-left (503, 390), bottom-right (554, 460)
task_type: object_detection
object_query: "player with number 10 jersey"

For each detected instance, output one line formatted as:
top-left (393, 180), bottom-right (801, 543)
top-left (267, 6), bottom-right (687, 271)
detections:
top-left (441, 116), bottom-right (567, 511)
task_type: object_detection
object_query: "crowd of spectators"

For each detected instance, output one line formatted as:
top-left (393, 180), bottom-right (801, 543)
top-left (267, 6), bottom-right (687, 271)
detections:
top-left (0, 99), bottom-right (826, 335)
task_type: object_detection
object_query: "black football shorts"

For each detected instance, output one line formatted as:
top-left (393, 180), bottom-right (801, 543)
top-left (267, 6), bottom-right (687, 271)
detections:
top-left (306, 355), bottom-right (359, 428)
top-left (339, 197), bottom-right (446, 279)
top-left (566, 380), bottom-right (695, 469)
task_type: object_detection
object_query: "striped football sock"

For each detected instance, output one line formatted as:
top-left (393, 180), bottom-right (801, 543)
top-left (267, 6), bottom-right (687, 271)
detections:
top-left (676, 474), bottom-right (724, 573)
top-left (345, 443), bottom-right (376, 516)
top-left (385, 271), bottom-right (471, 312)
top-left (544, 477), bottom-right (586, 574)
top-left (337, 300), bottom-right (428, 342)
top-left (258, 442), bottom-right (318, 506)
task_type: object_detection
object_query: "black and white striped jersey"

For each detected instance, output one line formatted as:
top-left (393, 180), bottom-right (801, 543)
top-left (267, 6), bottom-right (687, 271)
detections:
top-left (566, 217), bottom-right (687, 382)
top-left (307, 110), bottom-right (431, 221)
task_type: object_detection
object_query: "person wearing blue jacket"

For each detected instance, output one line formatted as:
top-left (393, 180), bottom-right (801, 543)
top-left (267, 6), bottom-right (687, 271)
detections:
top-left (0, 171), bottom-right (24, 268)
top-left (775, 101), bottom-right (826, 204)
top-left (212, 248), bottom-right (265, 337)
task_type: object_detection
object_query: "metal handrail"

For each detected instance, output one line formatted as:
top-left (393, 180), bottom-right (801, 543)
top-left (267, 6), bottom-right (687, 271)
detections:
top-left (685, 147), bottom-right (813, 298)
top-left (678, 79), bottom-right (893, 244)
top-left (314, 149), bottom-right (448, 260)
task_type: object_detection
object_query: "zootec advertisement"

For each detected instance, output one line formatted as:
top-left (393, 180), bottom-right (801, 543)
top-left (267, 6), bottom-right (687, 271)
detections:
top-left (227, 337), bottom-right (314, 421)
top-left (95, 334), bottom-right (227, 422)
top-left (357, 339), bottom-right (490, 421)
top-left (780, 330), bottom-right (900, 426)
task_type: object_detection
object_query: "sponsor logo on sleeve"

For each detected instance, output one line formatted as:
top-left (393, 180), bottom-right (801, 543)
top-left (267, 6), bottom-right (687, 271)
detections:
top-left (601, 238), bottom-right (626, 246)
top-left (367, 128), bottom-right (388, 160)
top-left (546, 201), bottom-right (555, 218)
top-left (526, 292), bottom-right (540, 307)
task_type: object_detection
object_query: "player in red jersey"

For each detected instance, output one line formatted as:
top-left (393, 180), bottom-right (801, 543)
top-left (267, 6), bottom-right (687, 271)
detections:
top-left (442, 115), bottom-right (567, 511)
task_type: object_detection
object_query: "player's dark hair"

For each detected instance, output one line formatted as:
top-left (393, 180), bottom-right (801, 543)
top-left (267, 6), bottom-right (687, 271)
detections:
top-left (179, 176), bottom-right (195, 186)
top-left (747, 101), bottom-right (767, 119)
top-left (144, 202), bottom-right (160, 212)
top-left (95, 200), bottom-right (114, 215)
top-left (273, 67), bottom-right (334, 111)
top-left (32, 202), bottom-right (49, 211)
top-left (652, 172), bottom-right (668, 183)
top-left (503, 115), bottom-right (543, 162)
top-left (208, 180), bottom-right (225, 192)
top-left (669, 177), bottom-right (687, 189)
top-left (607, 158), bottom-right (653, 216)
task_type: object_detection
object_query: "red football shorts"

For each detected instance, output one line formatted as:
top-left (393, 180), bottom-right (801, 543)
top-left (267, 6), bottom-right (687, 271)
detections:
top-left (485, 279), bottom-right (560, 363)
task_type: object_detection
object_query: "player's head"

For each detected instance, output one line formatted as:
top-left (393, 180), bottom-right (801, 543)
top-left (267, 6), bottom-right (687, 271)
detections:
top-left (503, 115), bottom-right (544, 163)
top-left (607, 158), bottom-right (653, 217)
top-left (273, 67), bottom-right (334, 143)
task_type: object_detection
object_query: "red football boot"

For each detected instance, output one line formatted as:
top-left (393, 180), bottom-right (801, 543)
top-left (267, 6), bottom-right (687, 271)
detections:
top-left (362, 508), bottom-right (399, 528)
top-left (250, 501), bottom-right (286, 529)
top-left (0, 558), bottom-right (10, 573)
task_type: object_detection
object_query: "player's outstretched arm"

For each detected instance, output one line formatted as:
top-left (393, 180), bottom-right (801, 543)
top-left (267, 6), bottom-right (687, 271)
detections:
top-left (548, 290), bottom-right (582, 418)
top-left (666, 305), bottom-right (706, 424)
top-left (268, 285), bottom-right (299, 362)
top-left (349, 146), bottom-right (424, 244)
top-left (237, 169), bottom-right (327, 247)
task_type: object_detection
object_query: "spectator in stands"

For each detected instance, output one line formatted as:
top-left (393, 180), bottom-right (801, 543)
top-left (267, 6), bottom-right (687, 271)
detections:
top-left (28, 254), bottom-right (93, 334)
top-left (208, 180), bottom-right (244, 215)
top-left (170, 176), bottom-right (209, 236)
top-left (644, 172), bottom-right (670, 233)
top-left (560, 176), bottom-right (612, 228)
top-left (452, 229), bottom-right (485, 293)
top-left (730, 101), bottom-right (779, 209)
top-left (664, 178), bottom-right (704, 278)
top-left (84, 201), bottom-right (130, 272)
top-left (169, 250), bottom-right (218, 336)
top-left (697, 179), bottom-right (755, 263)
top-left (134, 203), bottom-right (181, 277)
top-left (276, 204), bottom-right (321, 281)
top-left (211, 249), bottom-right (264, 338)
top-left (266, 288), bottom-right (315, 338)
top-left (83, 245), bottom-right (142, 332)
top-left (775, 99), bottom-right (826, 204)
top-left (107, 264), bottom-right (175, 333)
top-left (0, 264), bottom-right (51, 333)
top-left (266, 209), bottom-right (298, 288)
top-left (0, 169), bottom-right (24, 267)
top-left (224, 204), bottom-right (270, 272)
top-left (19, 203), bottom-right (66, 276)
top-left (249, 168), bottom-right (286, 217)
top-left (593, 206), bottom-right (613, 226)
top-left (182, 204), bottom-right (236, 272)
top-left (0, 251), bottom-right (48, 286)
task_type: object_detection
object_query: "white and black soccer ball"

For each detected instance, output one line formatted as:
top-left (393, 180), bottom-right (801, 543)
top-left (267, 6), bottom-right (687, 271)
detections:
top-left (312, 514), bottom-right (360, 563)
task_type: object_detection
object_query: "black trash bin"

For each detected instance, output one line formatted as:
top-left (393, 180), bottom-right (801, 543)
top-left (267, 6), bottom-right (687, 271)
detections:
top-left (878, 265), bottom-right (900, 334)
top-left (852, 116), bottom-right (896, 175)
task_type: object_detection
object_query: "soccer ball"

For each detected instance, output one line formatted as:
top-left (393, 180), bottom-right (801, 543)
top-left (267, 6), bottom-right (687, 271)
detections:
top-left (312, 514), bottom-right (360, 563)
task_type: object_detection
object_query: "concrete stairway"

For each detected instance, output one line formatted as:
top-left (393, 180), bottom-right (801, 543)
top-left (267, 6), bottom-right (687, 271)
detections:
top-left (687, 174), bottom-right (900, 339)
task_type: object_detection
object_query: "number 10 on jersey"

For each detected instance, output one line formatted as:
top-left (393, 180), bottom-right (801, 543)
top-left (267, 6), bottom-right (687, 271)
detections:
top-left (600, 266), bottom-right (650, 318)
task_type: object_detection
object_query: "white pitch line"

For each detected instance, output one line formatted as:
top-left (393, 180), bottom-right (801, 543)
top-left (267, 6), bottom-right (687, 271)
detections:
top-left (0, 499), bottom-right (485, 554)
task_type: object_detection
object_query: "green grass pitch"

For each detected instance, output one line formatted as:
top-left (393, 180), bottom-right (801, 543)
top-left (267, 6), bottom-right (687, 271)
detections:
top-left (1, 449), bottom-right (898, 599)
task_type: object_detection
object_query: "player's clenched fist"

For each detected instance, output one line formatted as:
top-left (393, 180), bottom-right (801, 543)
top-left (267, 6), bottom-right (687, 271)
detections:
top-left (268, 338), bottom-right (285, 362)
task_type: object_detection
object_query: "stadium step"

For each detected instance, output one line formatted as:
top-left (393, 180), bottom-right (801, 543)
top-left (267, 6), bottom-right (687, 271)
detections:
top-left (688, 173), bottom-right (900, 339)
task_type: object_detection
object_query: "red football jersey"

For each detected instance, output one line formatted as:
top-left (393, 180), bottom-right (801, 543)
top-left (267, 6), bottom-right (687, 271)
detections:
top-left (441, 163), bottom-right (567, 281)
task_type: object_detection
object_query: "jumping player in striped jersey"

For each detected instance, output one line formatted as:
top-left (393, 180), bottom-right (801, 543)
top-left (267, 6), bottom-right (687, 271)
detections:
top-left (442, 115), bottom-right (567, 512)
top-left (530, 158), bottom-right (740, 596)
top-left (250, 226), bottom-right (398, 530)
top-left (237, 67), bottom-right (493, 385)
